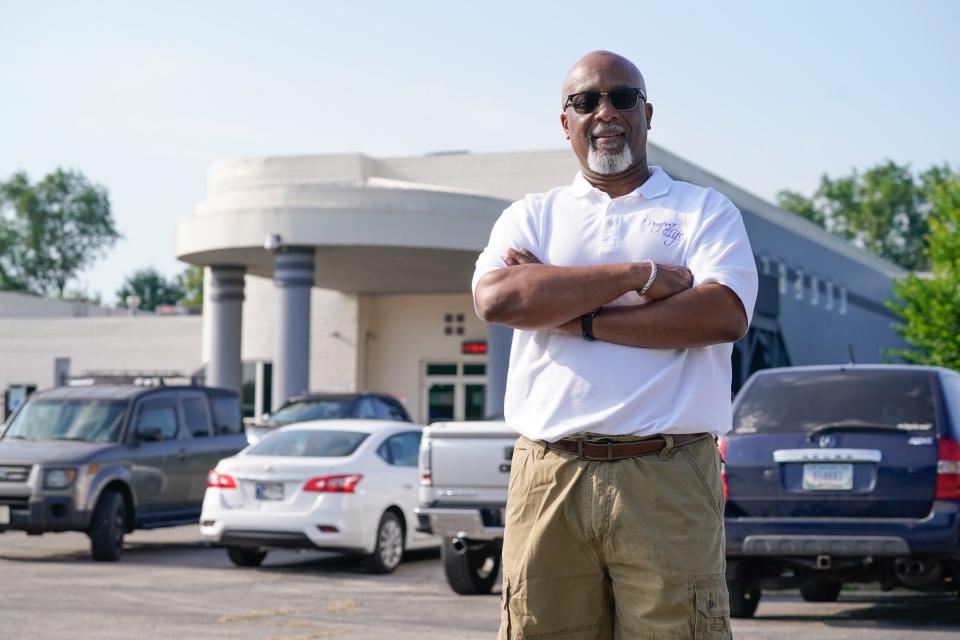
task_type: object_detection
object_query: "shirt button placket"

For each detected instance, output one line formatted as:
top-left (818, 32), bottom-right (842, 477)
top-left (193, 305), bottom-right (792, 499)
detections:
top-left (601, 202), bottom-right (617, 250)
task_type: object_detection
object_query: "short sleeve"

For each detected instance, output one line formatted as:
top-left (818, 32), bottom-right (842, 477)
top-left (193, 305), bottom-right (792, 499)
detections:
top-left (471, 198), bottom-right (542, 313)
top-left (685, 192), bottom-right (759, 322)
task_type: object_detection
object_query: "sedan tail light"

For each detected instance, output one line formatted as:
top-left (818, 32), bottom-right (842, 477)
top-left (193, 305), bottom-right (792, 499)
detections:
top-left (207, 470), bottom-right (237, 489)
top-left (936, 438), bottom-right (960, 500)
top-left (718, 437), bottom-right (729, 500)
top-left (303, 474), bottom-right (363, 493)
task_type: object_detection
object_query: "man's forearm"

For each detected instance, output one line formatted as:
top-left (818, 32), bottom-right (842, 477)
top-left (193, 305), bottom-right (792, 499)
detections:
top-left (556, 284), bottom-right (748, 349)
top-left (475, 263), bottom-right (648, 330)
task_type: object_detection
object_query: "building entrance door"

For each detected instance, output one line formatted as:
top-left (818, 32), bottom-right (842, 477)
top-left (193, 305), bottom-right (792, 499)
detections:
top-left (422, 362), bottom-right (487, 423)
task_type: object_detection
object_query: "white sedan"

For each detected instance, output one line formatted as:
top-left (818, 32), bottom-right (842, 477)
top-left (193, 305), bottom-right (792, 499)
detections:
top-left (200, 420), bottom-right (438, 573)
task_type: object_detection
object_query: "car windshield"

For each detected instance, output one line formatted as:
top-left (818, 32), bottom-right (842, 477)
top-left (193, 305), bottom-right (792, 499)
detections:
top-left (268, 399), bottom-right (355, 424)
top-left (733, 370), bottom-right (937, 435)
top-left (246, 430), bottom-right (369, 457)
top-left (3, 399), bottom-right (128, 443)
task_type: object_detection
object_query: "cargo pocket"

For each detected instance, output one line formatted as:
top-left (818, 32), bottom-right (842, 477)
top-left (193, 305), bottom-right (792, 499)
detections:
top-left (692, 578), bottom-right (732, 640)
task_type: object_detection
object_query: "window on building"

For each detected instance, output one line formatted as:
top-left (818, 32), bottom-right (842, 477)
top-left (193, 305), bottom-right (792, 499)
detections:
top-left (443, 313), bottom-right (466, 336)
top-left (241, 362), bottom-right (257, 419)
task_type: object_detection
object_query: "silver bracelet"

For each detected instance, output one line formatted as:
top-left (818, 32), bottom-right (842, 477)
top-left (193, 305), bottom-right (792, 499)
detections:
top-left (637, 259), bottom-right (658, 296)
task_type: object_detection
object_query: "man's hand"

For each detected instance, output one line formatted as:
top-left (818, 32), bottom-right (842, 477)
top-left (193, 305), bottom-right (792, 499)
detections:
top-left (505, 247), bottom-right (692, 302)
top-left (644, 263), bottom-right (693, 301)
top-left (475, 249), bottom-right (694, 330)
top-left (505, 247), bottom-right (542, 266)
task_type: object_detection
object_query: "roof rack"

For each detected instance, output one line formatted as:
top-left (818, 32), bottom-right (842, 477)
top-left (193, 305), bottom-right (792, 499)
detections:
top-left (67, 370), bottom-right (203, 387)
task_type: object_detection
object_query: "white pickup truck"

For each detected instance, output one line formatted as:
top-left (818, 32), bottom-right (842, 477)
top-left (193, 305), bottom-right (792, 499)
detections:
top-left (415, 419), bottom-right (516, 594)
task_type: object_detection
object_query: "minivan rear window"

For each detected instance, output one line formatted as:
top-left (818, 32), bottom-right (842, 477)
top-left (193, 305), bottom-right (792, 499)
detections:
top-left (734, 369), bottom-right (936, 435)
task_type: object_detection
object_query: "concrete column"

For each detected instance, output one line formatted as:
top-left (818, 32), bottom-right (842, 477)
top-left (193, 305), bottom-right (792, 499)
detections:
top-left (207, 266), bottom-right (245, 394)
top-left (485, 323), bottom-right (513, 418)
top-left (272, 248), bottom-right (314, 408)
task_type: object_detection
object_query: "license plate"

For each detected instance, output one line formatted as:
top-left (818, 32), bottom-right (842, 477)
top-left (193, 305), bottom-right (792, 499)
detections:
top-left (255, 482), bottom-right (284, 501)
top-left (802, 463), bottom-right (854, 490)
top-left (0, 505), bottom-right (9, 525)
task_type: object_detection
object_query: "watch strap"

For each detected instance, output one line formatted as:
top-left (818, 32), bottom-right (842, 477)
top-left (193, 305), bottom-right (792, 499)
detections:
top-left (581, 308), bottom-right (601, 341)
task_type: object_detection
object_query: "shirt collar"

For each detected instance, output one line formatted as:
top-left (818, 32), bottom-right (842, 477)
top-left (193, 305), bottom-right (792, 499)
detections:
top-left (569, 165), bottom-right (673, 200)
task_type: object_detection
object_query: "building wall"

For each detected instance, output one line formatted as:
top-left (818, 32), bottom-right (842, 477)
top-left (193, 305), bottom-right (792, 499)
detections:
top-left (202, 273), bottom-right (363, 393)
top-left (363, 293), bottom-right (486, 423)
top-left (0, 291), bottom-right (124, 318)
top-left (309, 288), bottom-right (362, 393)
top-left (0, 316), bottom-right (202, 392)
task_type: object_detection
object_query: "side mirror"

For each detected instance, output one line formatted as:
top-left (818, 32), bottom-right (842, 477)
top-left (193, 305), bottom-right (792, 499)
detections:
top-left (136, 426), bottom-right (164, 442)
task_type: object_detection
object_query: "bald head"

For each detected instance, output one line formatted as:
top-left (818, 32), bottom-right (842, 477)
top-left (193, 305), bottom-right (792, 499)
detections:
top-left (559, 50), bottom-right (654, 189)
top-left (561, 51), bottom-right (646, 107)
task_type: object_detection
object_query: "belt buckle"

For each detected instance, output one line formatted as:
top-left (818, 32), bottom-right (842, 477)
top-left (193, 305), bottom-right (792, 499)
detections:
top-left (578, 438), bottom-right (615, 461)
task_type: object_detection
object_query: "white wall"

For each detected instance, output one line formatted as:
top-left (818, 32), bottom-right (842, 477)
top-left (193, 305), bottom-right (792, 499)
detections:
top-left (0, 316), bottom-right (202, 392)
top-left (363, 293), bottom-right (486, 423)
top-left (0, 291), bottom-right (124, 318)
top-left (309, 288), bottom-right (362, 393)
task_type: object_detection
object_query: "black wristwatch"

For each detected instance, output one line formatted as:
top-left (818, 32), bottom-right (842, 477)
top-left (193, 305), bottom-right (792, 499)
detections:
top-left (581, 308), bottom-right (601, 341)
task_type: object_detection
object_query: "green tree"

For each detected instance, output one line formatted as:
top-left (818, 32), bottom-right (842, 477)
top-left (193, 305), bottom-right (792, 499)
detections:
top-left (116, 268), bottom-right (184, 312)
top-left (886, 166), bottom-right (960, 368)
top-left (176, 265), bottom-right (204, 308)
top-left (777, 161), bottom-right (939, 271)
top-left (0, 169), bottom-right (120, 296)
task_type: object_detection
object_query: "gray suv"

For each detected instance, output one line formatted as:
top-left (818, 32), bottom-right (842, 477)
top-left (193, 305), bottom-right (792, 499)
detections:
top-left (0, 384), bottom-right (246, 560)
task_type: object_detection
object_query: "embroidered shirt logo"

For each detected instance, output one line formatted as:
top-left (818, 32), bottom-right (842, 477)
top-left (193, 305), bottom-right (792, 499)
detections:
top-left (644, 219), bottom-right (684, 246)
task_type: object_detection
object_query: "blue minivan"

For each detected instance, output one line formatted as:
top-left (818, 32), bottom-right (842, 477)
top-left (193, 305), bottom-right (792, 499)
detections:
top-left (723, 365), bottom-right (960, 617)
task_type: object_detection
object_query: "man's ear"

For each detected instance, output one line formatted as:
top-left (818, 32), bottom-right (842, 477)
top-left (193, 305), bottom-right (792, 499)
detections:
top-left (645, 102), bottom-right (654, 130)
top-left (561, 112), bottom-right (570, 139)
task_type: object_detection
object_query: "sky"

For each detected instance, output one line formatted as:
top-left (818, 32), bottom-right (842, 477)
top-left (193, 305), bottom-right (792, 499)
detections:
top-left (1, 0), bottom-right (958, 302)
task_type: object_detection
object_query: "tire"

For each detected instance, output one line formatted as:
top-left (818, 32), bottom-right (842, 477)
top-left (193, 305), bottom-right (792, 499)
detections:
top-left (88, 491), bottom-right (127, 562)
top-left (727, 577), bottom-right (761, 618)
top-left (800, 578), bottom-right (842, 602)
top-left (227, 546), bottom-right (267, 567)
top-left (442, 539), bottom-right (501, 595)
top-left (363, 511), bottom-right (405, 574)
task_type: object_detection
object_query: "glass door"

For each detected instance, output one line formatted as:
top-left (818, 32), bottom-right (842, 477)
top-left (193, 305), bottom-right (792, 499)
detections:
top-left (422, 361), bottom-right (487, 423)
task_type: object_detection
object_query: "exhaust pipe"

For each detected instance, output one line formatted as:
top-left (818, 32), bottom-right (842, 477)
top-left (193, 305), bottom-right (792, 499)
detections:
top-left (894, 558), bottom-right (944, 588)
top-left (450, 537), bottom-right (468, 555)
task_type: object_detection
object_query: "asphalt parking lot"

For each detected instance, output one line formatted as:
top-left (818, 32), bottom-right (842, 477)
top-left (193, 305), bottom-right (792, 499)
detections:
top-left (1, 527), bottom-right (959, 640)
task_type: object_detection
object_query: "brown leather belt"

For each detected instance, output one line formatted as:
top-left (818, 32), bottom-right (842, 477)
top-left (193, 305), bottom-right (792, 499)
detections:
top-left (544, 433), bottom-right (710, 461)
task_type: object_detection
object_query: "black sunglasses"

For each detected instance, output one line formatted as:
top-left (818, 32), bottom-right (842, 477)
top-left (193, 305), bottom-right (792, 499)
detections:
top-left (564, 88), bottom-right (645, 114)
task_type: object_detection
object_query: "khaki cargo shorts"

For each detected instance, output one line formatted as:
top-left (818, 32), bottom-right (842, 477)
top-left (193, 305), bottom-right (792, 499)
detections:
top-left (498, 434), bottom-right (731, 640)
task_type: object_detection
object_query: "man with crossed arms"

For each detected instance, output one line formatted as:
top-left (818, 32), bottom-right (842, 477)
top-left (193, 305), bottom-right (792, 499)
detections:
top-left (472, 51), bottom-right (758, 639)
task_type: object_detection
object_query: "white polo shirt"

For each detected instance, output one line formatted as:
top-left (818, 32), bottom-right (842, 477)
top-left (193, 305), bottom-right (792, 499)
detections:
top-left (472, 167), bottom-right (758, 442)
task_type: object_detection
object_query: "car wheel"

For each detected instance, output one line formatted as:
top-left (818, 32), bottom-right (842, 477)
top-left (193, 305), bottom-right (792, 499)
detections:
top-left (442, 539), bottom-right (501, 595)
top-left (800, 578), bottom-right (842, 602)
top-left (727, 577), bottom-right (761, 618)
top-left (88, 491), bottom-right (127, 562)
top-left (363, 511), bottom-right (405, 574)
top-left (227, 546), bottom-right (267, 567)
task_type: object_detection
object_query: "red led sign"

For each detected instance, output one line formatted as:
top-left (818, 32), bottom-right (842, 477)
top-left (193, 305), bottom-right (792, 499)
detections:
top-left (461, 341), bottom-right (488, 355)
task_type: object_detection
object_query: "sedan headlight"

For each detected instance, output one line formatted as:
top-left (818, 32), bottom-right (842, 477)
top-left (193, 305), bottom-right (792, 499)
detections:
top-left (43, 468), bottom-right (77, 489)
